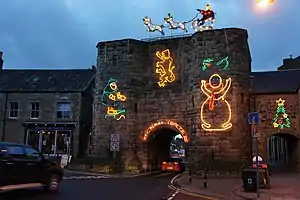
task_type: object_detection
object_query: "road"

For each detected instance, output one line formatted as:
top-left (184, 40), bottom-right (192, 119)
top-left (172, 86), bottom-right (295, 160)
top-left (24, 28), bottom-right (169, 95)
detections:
top-left (0, 172), bottom-right (199, 200)
top-left (171, 192), bottom-right (205, 200)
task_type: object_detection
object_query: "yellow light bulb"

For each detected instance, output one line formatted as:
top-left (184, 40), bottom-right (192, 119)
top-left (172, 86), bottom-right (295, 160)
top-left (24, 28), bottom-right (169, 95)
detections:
top-left (142, 120), bottom-right (189, 142)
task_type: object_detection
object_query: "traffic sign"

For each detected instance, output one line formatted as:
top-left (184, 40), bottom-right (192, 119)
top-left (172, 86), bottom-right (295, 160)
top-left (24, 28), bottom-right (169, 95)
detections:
top-left (248, 112), bottom-right (260, 124)
top-left (252, 156), bottom-right (263, 163)
top-left (110, 134), bottom-right (120, 142)
top-left (110, 142), bottom-right (120, 151)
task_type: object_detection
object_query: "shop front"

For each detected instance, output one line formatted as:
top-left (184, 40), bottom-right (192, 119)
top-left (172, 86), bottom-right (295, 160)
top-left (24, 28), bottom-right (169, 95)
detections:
top-left (23, 122), bottom-right (76, 158)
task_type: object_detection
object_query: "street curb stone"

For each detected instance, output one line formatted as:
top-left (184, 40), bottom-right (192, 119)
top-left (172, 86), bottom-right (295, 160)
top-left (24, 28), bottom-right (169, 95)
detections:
top-left (170, 174), bottom-right (224, 200)
top-left (231, 185), bottom-right (255, 200)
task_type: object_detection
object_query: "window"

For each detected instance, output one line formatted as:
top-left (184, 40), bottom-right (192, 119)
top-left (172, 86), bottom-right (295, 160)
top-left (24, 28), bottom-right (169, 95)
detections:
top-left (30, 102), bottom-right (40, 119)
top-left (191, 95), bottom-right (195, 107)
top-left (134, 103), bottom-right (138, 114)
top-left (7, 146), bottom-right (25, 158)
top-left (57, 102), bottom-right (71, 119)
top-left (25, 147), bottom-right (41, 160)
top-left (241, 93), bottom-right (244, 104)
top-left (9, 102), bottom-right (19, 118)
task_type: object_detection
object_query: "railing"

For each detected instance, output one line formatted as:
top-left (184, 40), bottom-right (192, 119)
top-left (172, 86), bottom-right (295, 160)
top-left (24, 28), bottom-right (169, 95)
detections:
top-left (141, 33), bottom-right (193, 42)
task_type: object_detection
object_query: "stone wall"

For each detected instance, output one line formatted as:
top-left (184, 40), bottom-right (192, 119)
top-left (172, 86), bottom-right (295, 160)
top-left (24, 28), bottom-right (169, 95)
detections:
top-left (93, 28), bottom-right (252, 170)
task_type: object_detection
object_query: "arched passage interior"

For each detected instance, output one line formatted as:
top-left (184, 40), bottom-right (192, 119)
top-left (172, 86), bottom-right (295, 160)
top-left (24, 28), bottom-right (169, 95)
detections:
top-left (146, 128), bottom-right (187, 171)
top-left (267, 133), bottom-right (299, 170)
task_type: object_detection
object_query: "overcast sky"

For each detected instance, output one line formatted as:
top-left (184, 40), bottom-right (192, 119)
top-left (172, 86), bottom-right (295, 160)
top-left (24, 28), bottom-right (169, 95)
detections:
top-left (0, 0), bottom-right (299, 71)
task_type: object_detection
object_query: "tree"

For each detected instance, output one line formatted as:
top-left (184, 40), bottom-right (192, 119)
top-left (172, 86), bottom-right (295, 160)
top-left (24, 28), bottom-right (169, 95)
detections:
top-left (273, 98), bottom-right (291, 129)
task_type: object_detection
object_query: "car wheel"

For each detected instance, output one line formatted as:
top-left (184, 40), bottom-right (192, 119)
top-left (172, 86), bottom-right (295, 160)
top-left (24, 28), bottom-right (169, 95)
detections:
top-left (44, 174), bottom-right (61, 192)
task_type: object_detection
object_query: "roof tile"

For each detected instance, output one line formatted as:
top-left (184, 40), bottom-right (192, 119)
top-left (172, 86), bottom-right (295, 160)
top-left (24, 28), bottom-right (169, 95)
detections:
top-left (0, 69), bottom-right (95, 92)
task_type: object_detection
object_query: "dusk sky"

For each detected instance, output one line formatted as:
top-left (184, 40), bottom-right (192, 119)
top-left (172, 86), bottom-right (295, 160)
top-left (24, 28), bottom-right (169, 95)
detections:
top-left (0, 0), bottom-right (299, 71)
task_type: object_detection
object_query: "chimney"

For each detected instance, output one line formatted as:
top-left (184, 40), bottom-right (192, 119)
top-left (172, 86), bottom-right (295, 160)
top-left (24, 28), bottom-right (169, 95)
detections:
top-left (283, 57), bottom-right (294, 66)
top-left (0, 51), bottom-right (3, 70)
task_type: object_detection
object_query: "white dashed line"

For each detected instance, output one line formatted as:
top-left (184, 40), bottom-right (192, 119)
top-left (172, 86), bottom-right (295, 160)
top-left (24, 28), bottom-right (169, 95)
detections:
top-left (63, 175), bottom-right (110, 180)
top-left (167, 190), bottom-right (179, 200)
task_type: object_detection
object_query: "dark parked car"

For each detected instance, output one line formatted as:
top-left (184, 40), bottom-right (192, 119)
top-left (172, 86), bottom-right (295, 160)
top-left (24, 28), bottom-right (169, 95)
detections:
top-left (0, 142), bottom-right (63, 192)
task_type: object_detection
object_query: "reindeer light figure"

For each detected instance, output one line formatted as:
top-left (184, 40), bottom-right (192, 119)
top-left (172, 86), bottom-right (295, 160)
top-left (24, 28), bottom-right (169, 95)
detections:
top-left (192, 4), bottom-right (215, 32)
top-left (164, 13), bottom-right (188, 33)
top-left (143, 16), bottom-right (165, 35)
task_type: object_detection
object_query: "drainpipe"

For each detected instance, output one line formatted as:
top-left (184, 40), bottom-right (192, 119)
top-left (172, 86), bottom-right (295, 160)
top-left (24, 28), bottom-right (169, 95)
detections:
top-left (0, 51), bottom-right (6, 141)
top-left (1, 93), bottom-right (8, 141)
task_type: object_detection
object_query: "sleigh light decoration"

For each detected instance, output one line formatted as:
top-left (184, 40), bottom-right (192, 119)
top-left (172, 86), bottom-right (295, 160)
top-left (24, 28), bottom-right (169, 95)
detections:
top-left (142, 4), bottom-right (216, 35)
top-left (192, 4), bottom-right (216, 31)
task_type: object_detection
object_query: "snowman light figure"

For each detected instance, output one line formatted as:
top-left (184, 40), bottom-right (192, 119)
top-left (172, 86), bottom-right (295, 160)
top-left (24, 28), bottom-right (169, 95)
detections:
top-left (200, 74), bottom-right (232, 131)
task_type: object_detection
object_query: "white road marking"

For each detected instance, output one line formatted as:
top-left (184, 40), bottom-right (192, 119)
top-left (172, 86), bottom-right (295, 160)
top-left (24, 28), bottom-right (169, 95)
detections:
top-left (167, 190), bottom-right (179, 200)
top-left (63, 175), bottom-right (110, 180)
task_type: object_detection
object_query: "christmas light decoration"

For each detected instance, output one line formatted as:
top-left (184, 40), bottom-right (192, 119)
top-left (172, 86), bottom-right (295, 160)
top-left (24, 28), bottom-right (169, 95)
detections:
top-left (101, 78), bottom-right (127, 120)
top-left (155, 49), bottom-right (176, 87)
top-left (216, 57), bottom-right (229, 70)
top-left (192, 4), bottom-right (215, 32)
top-left (201, 57), bottom-right (230, 71)
top-left (164, 13), bottom-right (191, 32)
top-left (273, 98), bottom-right (291, 129)
top-left (143, 16), bottom-right (165, 35)
top-left (202, 58), bottom-right (214, 70)
top-left (105, 107), bottom-right (126, 121)
top-left (142, 120), bottom-right (189, 143)
top-left (200, 74), bottom-right (232, 131)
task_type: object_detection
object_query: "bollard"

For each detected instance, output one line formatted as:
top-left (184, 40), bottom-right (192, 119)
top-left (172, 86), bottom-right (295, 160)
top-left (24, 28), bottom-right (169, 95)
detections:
top-left (189, 170), bottom-right (192, 184)
top-left (203, 169), bottom-right (208, 188)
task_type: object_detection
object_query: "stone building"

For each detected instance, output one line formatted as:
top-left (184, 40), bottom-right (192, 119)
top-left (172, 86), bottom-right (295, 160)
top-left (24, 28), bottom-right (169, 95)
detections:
top-left (250, 68), bottom-right (300, 171)
top-left (93, 28), bottom-right (253, 170)
top-left (0, 61), bottom-right (95, 158)
top-left (93, 28), bottom-right (300, 171)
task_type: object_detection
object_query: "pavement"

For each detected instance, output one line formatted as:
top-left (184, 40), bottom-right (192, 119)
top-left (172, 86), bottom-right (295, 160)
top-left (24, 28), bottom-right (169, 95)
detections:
top-left (0, 172), bottom-right (178, 200)
top-left (172, 172), bottom-right (300, 200)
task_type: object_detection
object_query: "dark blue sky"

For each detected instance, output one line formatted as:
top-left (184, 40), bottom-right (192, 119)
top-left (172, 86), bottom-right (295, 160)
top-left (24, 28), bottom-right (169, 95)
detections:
top-left (0, 0), bottom-right (299, 71)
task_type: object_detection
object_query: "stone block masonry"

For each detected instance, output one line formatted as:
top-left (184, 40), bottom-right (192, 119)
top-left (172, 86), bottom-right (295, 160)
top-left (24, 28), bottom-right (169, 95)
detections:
top-left (93, 28), bottom-right (252, 170)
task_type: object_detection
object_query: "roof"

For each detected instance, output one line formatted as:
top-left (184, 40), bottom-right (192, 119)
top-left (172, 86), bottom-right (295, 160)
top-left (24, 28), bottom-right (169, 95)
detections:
top-left (250, 69), bottom-right (300, 94)
top-left (277, 56), bottom-right (300, 70)
top-left (0, 69), bottom-right (95, 92)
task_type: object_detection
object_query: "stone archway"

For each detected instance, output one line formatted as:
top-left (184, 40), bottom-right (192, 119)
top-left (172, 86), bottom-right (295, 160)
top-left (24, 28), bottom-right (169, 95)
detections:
top-left (141, 120), bottom-right (189, 143)
top-left (266, 132), bottom-right (300, 171)
top-left (140, 120), bottom-right (189, 171)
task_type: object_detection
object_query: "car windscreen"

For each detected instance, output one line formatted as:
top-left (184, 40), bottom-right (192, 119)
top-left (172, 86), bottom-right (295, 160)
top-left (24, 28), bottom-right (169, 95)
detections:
top-left (164, 158), bottom-right (183, 162)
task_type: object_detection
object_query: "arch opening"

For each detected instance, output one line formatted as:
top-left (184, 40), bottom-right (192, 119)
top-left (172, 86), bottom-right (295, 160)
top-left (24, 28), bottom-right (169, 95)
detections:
top-left (267, 133), bottom-right (299, 171)
top-left (142, 120), bottom-right (189, 143)
top-left (146, 128), bottom-right (187, 171)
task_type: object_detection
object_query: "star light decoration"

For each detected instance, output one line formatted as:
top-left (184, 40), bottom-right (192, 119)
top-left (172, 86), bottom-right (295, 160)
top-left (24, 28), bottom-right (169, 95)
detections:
top-left (276, 98), bottom-right (285, 106)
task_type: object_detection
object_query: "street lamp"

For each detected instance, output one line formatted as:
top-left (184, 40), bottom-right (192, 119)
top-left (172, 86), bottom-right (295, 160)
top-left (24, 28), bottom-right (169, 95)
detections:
top-left (256, 0), bottom-right (275, 8)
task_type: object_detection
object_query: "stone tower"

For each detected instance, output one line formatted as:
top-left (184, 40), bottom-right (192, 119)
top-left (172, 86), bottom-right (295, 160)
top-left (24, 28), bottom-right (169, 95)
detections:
top-left (93, 28), bottom-right (252, 171)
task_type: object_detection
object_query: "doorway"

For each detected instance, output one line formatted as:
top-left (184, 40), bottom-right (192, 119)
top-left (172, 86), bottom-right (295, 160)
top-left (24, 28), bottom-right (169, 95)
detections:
top-left (26, 129), bottom-right (72, 157)
top-left (146, 128), bottom-right (187, 171)
top-left (267, 133), bottom-right (298, 170)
